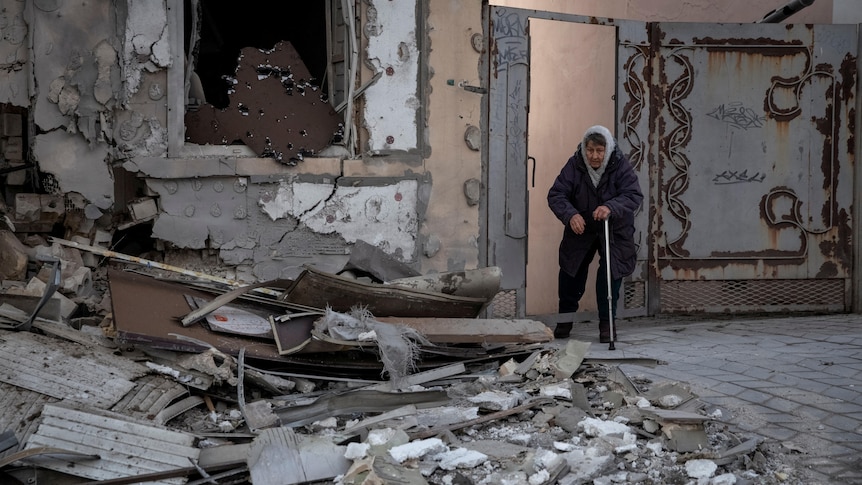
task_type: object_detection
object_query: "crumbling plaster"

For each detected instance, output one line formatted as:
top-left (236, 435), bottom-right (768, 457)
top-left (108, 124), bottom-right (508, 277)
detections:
top-left (0, 2), bottom-right (29, 107)
top-left (362, 0), bottom-right (420, 152)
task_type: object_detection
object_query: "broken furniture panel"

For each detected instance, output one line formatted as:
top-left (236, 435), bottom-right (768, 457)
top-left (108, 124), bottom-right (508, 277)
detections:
top-left (109, 268), bottom-right (286, 360)
top-left (282, 266), bottom-right (488, 318)
top-left (185, 41), bottom-right (342, 164)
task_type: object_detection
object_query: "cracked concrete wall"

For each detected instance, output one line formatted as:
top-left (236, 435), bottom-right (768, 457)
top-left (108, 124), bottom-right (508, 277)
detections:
top-left (145, 173), bottom-right (422, 280)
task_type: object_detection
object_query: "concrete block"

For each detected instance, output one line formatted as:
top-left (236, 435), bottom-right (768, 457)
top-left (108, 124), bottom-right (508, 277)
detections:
top-left (93, 229), bottom-right (113, 247)
top-left (0, 230), bottom-right (28, 280)
top-left (40, 195), bottom-right (65, 222)
top-left (14, 193), bottom-right (41, 222)
top-left (128, 197), bottom-right (158, 221)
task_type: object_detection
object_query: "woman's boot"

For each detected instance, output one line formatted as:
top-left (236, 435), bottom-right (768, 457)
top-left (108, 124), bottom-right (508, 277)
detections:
top-left (554, 322), bottom-right (572, 339)
top-left (599, 320), bottom-right (617, 343)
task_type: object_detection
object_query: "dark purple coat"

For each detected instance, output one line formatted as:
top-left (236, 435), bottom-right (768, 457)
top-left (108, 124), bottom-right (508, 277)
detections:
top-left (547, 145), bottom-right (643, 280)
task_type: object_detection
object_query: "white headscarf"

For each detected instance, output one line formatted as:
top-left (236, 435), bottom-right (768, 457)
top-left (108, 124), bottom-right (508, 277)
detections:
top-left (581, 125), bottom-right (615, 187)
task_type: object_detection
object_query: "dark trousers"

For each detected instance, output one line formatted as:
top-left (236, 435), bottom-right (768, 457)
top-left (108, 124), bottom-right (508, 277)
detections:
top-left (558, 239), bottom-right (622, 321)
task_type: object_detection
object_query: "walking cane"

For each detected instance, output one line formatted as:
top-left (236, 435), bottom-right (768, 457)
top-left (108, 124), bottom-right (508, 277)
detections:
top-left (603, 217), bottom-right (616, 350)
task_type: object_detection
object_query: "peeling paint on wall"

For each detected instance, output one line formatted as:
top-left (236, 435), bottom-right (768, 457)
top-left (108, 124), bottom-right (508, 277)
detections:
top-left (0, 2), bottom-right (29, 106)
top-left (34, 130), bottom-right (114, 211)
top-left (362, 0), bottom-right (420, 152)
top-left (123, 0), bottom-right (170, 96)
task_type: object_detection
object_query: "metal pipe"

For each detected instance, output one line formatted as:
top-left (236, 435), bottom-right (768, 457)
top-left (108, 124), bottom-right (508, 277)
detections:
top-left (757, 0), bottom-right (815, 23)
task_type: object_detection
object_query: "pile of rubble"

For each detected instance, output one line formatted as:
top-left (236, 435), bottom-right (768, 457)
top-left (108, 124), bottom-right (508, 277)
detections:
top-left (0, 235), bottom-right (813, 484)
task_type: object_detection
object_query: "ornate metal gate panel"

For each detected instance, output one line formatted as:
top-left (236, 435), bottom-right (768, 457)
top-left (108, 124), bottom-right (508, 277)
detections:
top-left (645, 23), bottom-right (857, 312)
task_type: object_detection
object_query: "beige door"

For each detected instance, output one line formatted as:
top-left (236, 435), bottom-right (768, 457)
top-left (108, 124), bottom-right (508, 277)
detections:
top-left (525, 20), bottom-right (617, 318)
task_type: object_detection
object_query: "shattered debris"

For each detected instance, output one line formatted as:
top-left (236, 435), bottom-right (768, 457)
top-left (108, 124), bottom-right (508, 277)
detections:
top-left (0, 242), bottom-right (817, 484)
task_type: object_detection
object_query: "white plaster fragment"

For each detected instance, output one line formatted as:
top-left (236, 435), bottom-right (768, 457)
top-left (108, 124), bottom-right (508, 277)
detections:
top-left (366, 428), bottom-right (399, 446)
top-left (344, 442), bottom-right (370, 460)
top-left (578, 417), bottom-right (630, 437)
top-left (658, 394), bottom-right (683, 408)
top-left (151, 24), bottom-right (172, 67)
top-left (686, 459), bottom-right (718, 479)
top-left (540, 383), bottom-right (572, 400)
top-left (528, 469), bottom-right (550, 485)
top-left (711, 473), bottom-right (738, 484)
top-left (417, 406), bottom-right (479, 428)
top-left (467, 390), bottom-right (520, 411)
top-left (646, 441), bottom-right (664, 456)
top-left (388, 438), bottom-right (447, 463)
top-left (434, 447), bottom-right (487, 470)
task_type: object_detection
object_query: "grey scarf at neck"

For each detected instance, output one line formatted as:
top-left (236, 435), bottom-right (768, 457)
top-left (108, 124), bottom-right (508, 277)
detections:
top-left (587, 162), bottom-right (606, 187)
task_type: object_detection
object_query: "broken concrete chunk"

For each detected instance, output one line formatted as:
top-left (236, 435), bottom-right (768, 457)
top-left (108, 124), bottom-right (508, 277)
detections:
top-left (0, 230), bottom-right (28, 280)
top-left (685, 458), bottom-right (718, 479)
top-left (13, 194), bottom-right (40, 222)
top-left (578, 417), bottom-right (630, 438)
top-left (128, 196), bottom-right (159, 221)
top-left (552, 339), bottom-right (590, 379)
top-left (467, 390), bottom-right (520, 411)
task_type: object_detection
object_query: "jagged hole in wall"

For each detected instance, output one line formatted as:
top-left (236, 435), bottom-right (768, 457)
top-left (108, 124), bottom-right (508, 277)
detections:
top-left (186, 1), bottom-right (328, 109)
top-left (183, 1), bottom-right (345, 165)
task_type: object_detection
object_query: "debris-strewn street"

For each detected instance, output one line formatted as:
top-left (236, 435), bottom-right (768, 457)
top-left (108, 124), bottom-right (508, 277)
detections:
top-left (2, 241), bottom-right (853, 484)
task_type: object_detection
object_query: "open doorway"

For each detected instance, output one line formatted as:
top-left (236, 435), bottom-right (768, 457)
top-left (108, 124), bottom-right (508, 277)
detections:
top-left (525, 20), bottom-right (617, 320)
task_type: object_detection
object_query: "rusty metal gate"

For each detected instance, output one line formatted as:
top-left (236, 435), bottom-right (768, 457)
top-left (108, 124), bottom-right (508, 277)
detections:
top-left (485, 7), bottom-right (858, 317)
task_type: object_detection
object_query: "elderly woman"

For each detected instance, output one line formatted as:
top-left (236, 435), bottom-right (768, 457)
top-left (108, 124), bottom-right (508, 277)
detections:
top-left (547, 125), bottom-right (643, 341)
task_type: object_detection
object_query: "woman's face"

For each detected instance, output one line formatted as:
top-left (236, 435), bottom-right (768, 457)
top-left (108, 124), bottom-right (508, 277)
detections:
top-left (585, 140), bottom-right (606, 169)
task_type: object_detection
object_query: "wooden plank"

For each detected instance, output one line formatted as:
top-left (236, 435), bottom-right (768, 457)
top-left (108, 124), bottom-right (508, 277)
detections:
top-left (376, 317), bottom-right (554, 344)
top-left (0, 332), bottom-right (145, 409)
top-left (282, 266), bottom-right (488, 318)
top-left (110, 375), bottom-right (189, 423)
top-left (23, 403), bottom-right (198, 483)
top-left (0, 382), bottom-right (58, 451)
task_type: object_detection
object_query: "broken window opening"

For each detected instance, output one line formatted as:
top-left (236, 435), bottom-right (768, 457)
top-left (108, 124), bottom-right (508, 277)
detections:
top-left (188, 1), bottom-right (328, 110)
top-left (182, 0), bottom-right (349, 164)
top-left (0, 105), bottom-right (32, 208)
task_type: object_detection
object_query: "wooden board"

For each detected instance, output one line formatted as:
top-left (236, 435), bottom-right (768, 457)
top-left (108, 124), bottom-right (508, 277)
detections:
top-left (23, 403), bottom-right (199, 483)
top-left (0, 331), bottom-right (145, 409)
top-left (376, 317), bottom-right (554, 344)
top-left (110, 375), bottom-right (189, 424)
top-left (282, 266), bottom-right (488, 318)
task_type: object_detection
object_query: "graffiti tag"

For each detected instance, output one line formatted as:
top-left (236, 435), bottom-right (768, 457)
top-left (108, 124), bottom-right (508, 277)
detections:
top-left (713, 170), bottom-right (766, 185)
top-left (707, 103), bottom-right (765, 130)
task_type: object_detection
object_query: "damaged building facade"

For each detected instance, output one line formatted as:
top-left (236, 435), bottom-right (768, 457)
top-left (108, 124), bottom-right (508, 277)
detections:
top-left (1, 0), bottom-right (476, 286)
top-left (1, 0), bottom-right (861, 319)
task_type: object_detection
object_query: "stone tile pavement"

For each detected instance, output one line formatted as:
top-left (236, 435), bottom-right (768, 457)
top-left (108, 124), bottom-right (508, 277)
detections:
top-left (561, 313), bottom-right (862, 484)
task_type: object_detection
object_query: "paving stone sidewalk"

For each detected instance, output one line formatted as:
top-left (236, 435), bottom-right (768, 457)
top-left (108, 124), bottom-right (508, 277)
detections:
top-left (567, 313), bottom-right (862, 484)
